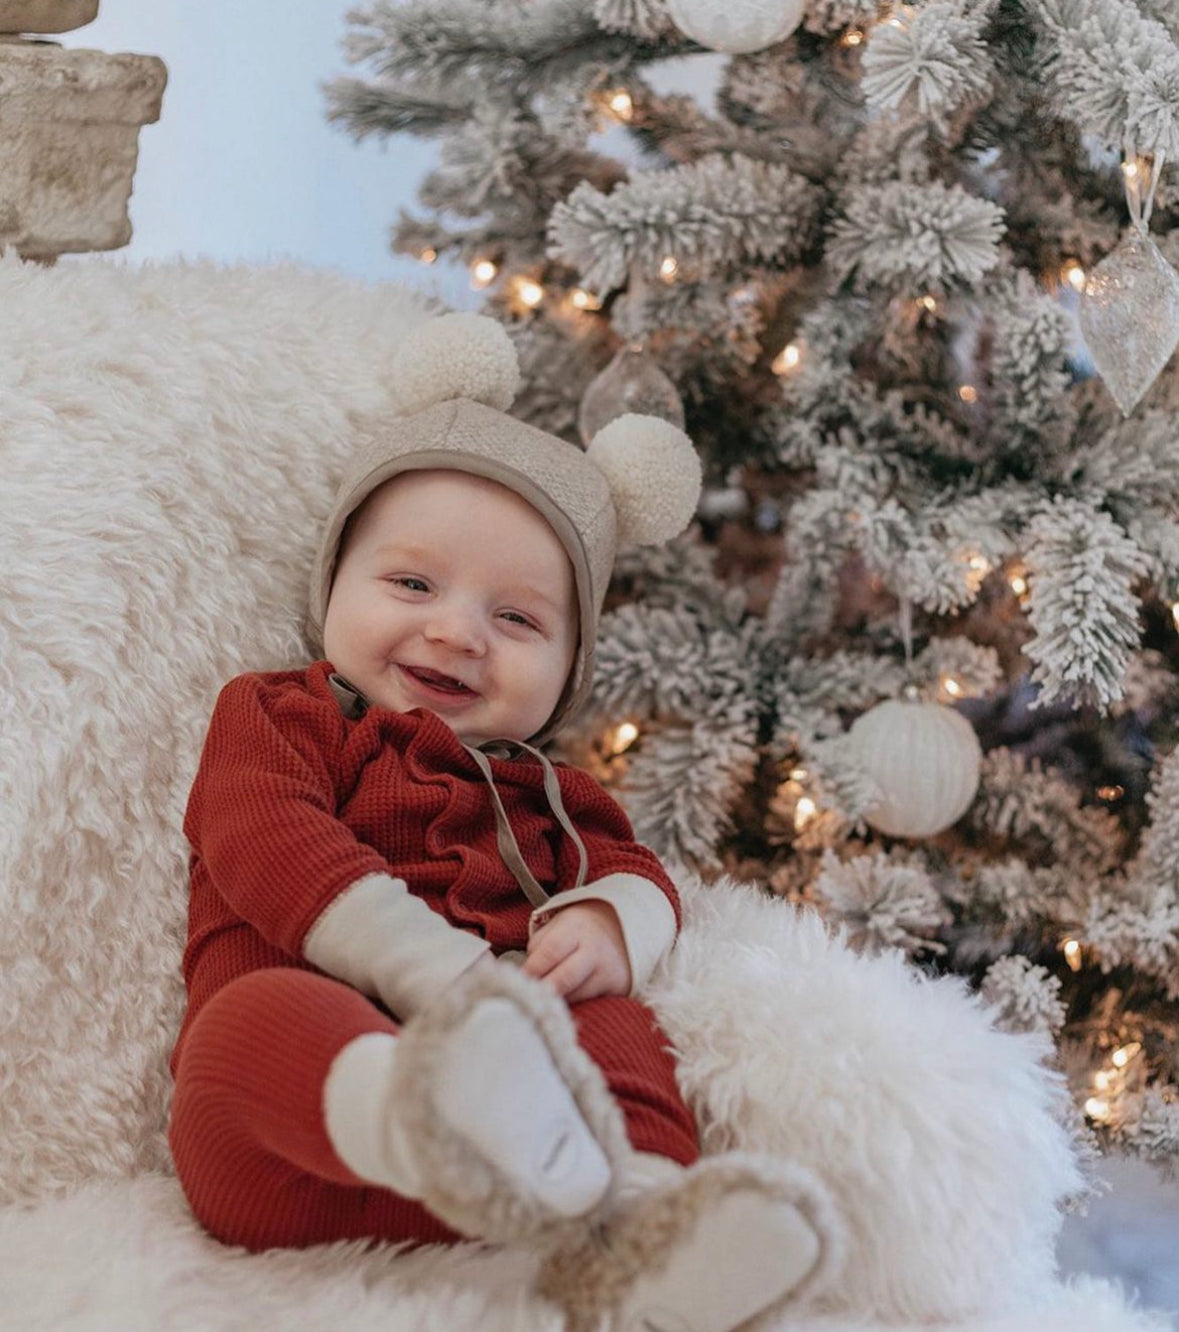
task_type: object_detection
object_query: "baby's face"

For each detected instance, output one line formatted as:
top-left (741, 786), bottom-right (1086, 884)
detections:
top-left (323, 470), bottom-right (577, 744)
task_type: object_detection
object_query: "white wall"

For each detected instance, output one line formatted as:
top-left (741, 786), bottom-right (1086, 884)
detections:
top-left (59, 0), bottom-right (469, 306)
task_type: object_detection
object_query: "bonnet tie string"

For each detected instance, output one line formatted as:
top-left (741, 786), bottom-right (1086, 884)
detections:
top-left (462, 739), bottom-right (589, 909)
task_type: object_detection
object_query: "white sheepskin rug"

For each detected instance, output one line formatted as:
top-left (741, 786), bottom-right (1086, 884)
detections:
top-left (0, 255), bottom-right (1167, 1331)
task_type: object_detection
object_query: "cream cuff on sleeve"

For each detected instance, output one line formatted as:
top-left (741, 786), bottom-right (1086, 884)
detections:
top-left (530, 873), bottom-right (677, 996)
top-left (303, 871), bottom-right (491, 1020)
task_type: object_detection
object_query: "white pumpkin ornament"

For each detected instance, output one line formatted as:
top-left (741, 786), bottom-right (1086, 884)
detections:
top-left (848, 685), bottom-right (983, 838)
top-left (667, 0), bottom-right (806, 53)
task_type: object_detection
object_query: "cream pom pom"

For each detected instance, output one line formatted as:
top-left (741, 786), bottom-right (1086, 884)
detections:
top-left (390, 312), bottom-right (520, 415)
top-left (586, 413), bottom-right (702, 545)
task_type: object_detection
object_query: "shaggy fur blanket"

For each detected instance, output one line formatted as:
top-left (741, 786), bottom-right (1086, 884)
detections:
top-left (0, 255), bottom-right (1167, 1331)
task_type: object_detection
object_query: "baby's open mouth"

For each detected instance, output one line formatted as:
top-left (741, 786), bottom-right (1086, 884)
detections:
top-left (402, 664), bottom-right (476, 695)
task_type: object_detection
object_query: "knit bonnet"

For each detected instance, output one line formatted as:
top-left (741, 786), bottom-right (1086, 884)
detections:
top-left (306, 312), bottom-right (702, 744)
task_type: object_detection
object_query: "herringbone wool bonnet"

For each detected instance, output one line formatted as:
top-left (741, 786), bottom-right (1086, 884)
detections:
top-left (307, 313), bottom-right (702, 741)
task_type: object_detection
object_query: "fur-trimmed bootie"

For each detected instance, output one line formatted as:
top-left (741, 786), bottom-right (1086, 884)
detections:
top-left (355, 961), bottom-right (630, 1245)
top-left (534, 1150), bottom-right (844, 1332)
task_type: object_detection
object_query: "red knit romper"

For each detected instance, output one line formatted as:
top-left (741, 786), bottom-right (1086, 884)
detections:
top-left (168, 663), bottom-right (699, 1251)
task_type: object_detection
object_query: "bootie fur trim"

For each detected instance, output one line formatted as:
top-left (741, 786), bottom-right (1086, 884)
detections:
top-left (535, 1150), bottom-right (845, 1332)
top-left (385, 962), bottom-right (631, 1245)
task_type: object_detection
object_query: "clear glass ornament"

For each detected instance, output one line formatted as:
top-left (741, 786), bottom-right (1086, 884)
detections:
top-left (1079, 228), bottom-right (1179, 416)
top-left (577, 343), bottom-right (685, 446)
top-left (667, 0), bottom-right (805, 53)
top-left (1079, 147), bottom-right (1179, 417)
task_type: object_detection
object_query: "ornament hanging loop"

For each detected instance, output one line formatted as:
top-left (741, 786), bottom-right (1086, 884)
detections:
top-left (1123, 143), bottom-right (1166, 234)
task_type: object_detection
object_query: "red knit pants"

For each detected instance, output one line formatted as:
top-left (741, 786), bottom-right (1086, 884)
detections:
top-left (169, 968), bottom-right (699, 1252)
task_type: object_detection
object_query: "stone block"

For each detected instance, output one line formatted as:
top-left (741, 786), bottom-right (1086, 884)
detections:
top-left (0, 42), bottom-right (166, 259)
top-left (0, 1), bottom-right (99, 34)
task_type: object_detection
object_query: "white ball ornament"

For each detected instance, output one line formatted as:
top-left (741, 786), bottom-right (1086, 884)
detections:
top-left (667, 0), bottom-right (806, 53)
top-left (848, 687), bottom-right (983, 839)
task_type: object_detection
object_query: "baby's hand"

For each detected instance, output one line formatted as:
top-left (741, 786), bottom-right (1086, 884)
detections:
top-left (521, 901), bottom-right (631, 1003)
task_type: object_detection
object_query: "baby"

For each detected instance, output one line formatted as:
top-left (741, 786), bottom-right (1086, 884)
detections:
top-left (168, 314), bottom-right (842, 1332)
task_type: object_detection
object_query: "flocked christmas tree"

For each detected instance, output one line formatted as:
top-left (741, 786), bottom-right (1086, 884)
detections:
top-left (327, 0), bottom-right (1179, 1170)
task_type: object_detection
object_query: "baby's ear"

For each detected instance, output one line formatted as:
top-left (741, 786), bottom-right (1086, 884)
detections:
top-left (390, 313), bottom-right (520, 415)
top-left (585, 414), bottom-right (702, 546)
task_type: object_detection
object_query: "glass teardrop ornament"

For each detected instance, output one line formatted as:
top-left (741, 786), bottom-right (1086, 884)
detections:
top-left (577, 344), bottom-right (686, 446)
top-left (1079, 228), bottom-right (1179, 416)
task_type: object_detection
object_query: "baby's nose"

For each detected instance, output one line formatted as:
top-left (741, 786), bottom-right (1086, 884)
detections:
top-left (423, 604), bottom-right (486, 653)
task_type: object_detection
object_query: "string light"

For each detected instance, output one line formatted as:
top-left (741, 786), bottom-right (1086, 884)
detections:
top-left (942, 676), bottom-right (963, 698)
top-left (470, 258), bottom-right (499, 289)
top-left (604, 89), bottom-right (634, 122)
top-left (789, 766), bottom-right (809, 781)
top-left (659, 255), bottom-right (679, 282)
top-left (513, 277), bottom-right (545, 309)
top-left (569, 287), bottom-right (602, 311)
top-left (1094, 1070), bottom-right (1112, 1092)
top-left (610, 721), bottom-right (639, 755)
top-left (920, 294), bottom-right (938, 313)
top-left (1097, 784), bottom-right (1124, 802)
top-left (958, 385), bottom-right (979, 403)
top-left (1112, 1041), bottom-right (1142, 1068)
top-left (794, 796), bottom-right (818, 831)
top-left (418, 247), bottom-right (437, 265)
top-left (772, 342), bottom-right (802, 375)
top-left (1061, 260), bottom-right (1086, 292)
top-left (841, 26), bottom-right (864, 45)
top-left (1009, 568), bottom-right (1029, 599)
top-left (1084, 1096), bottom-right (1112, 1124)
top-left (1122, 160), bottom-right (1141, 182)
top-left (1062, 938), bottom-right (1083, 971)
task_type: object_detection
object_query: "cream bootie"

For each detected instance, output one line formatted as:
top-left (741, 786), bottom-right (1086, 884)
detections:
top-left (374, 961), bottom-right (629, 1245)
top-left (535, 1150), bottom-right (844, 1332)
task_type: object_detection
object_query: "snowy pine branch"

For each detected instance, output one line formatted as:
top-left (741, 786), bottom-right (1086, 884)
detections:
top-left (981, 955), bottom-right (1068, 1035)
top-left (967, 747), bottom-right (1126, 876)
top-left (827, 179), bottom-right (1006, 292)
top-left (1022, 497), bottom-right (1149, 711)
top-left (591, 603), bottom-right (759, 727)
top-left (615, 719), bottom-right (759, 866)
top-left (324, 77), bottom-right (472, 139)
top-left (1030, 0), bottom-right (1179, 159)
top-left (593, 0), bottom-right (678, 40)
top-left (861, 2), bottom-right (995, 131)
top-left (812, 848), bottom-right (950, 957)
top-left (548, 154), bottom-right (823, 293)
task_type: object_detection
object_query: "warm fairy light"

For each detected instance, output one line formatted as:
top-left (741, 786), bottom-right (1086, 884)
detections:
top-left (570, 287), bottom-right (602, 311)
top-left (942, 676), bottom-right (963, 698)
top-left (1062, 260), bottom-right (1086, 292)
top-left (514, 277), bottom-right (545, 308)
top-left (1062, 938), bottom-right (1083, 971)
top-left (659, 255), bottom-right (679, 282)
top-left (1084, 1096), bottom-right (1111, 1123)
top-left (611, 721), bottom-right (640, 754)
top-left (419, 247), bottom-right (438, 264)
top-left (772, 343), bottom-right (802, 375)
top-left (1171, 602), bottom-right (1179, 631)
top-left (1122, 160), bottom-right (1141, 181)
top-left (841, 26), bottom-right (864, 45)
top-left (1097, 784), bottom-right (1124, 802)
top-left (794, 796), bottom-right (818, 831)
top-left (1094, 1070), bottom-right (1112, 1091)
top-left (958, 385), bottom-right (979, 403)
top-left (471, 258), bottom-right (499, 289)
top-left (790, 766), bottom-right (809, 781)
top-left (606, 89), bottom-right (634, 122)
top-left (968, 554), bottom-right (990, 574)
top-left (1112, 1042), bottom-right (1142, 1068)
top-left (1010, 573), bottom-right (1028, 597)
top-left (920, 294), bottom-right (938, 313)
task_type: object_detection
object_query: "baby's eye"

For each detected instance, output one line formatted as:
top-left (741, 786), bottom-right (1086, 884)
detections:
top-left (499, 610), bottom-right (538, 630)
top-left (389, 575), bottom-right (430, 593)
